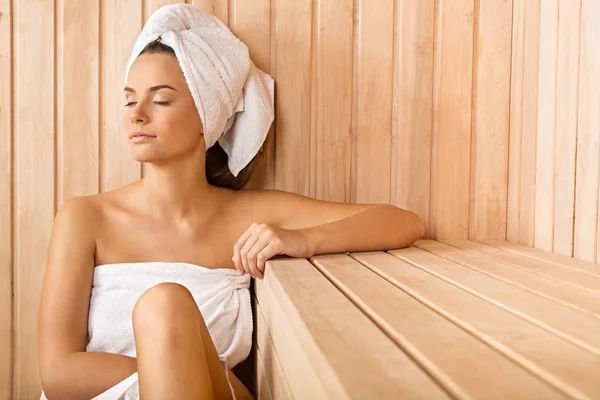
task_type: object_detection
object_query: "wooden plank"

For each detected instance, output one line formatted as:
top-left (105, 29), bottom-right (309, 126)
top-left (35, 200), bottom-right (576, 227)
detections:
top-left (469, 0), bottom-right (512, 241)
top-left (507, 0), bottom-right (525, 242)
top-left (272, 0), bottom-right (311, 195)
top-left (258, 258), bottom-right (449, 399)
top-left (255, 300), bottom-right (294, 400)
top-left (228, 0), bottom-right (274, 190)
top-left (414, 240), bottom-right (600, 317)
top-left (0, 0), bottom-right (12, 396)
top-left (60, 0), bottom-right (99, 204)
top-left (391, 0), bottom-right (434, 235)
top-left (314, 1), bottom-right (354, 202)
top-left (382, 247), bottom-right (600, 399)
top-left (449, 241), bottom-right (600, 293)
top-left (535, 0), bottom-right (559, 251)
top-left (518, 0), bottom-right (541, 247)
top-left (482, 239), bottom-right (600, 277)
top-left (431, 0), bottom-right (474, 240)
top-left (315, 253), bottom-right (564, 399)
top-left (14, 0), bottom-right (56, 397)
top-left (190, 0), bottom-right (228, 24)
top-left (102, 0), bottom-right (142, 192)
top-left (255, 348), bottom-right (275, 400)
top-left (390, 246), bottom-right (600, 356)
top-left (574, 0), bottom-right (600, 262)
top-left (553, 0), bottom-right (582, 256)
top-left (353, 0), bottom-right (393, 204)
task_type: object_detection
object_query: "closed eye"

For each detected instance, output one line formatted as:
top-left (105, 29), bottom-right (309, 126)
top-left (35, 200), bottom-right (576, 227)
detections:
top-left (124, 101), bottom-right (137, 107)
top-left (154, 101), bottom-right (172, 106)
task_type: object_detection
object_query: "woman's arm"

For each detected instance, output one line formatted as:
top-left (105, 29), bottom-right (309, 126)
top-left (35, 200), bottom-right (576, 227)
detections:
top-left (38, 198), bottom-right (137, 399)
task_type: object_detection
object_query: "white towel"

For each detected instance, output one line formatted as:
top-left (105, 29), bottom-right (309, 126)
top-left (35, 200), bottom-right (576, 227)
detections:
top-left (40, 261), bottom-right (252, 400)
top-left (125, 4), bottom-right (275, 177)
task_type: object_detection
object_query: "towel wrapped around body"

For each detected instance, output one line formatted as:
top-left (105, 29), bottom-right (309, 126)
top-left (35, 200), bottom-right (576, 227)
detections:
top-left (40, 261), bottom-right (252, 400)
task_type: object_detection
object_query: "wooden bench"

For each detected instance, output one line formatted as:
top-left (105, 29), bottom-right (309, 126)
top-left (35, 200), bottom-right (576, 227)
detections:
top-left (250, 240), bottom-right (600, 399)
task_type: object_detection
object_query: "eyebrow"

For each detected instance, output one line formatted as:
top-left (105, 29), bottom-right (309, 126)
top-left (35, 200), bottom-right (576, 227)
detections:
top-left (123, 85), bottom-right (178, 93)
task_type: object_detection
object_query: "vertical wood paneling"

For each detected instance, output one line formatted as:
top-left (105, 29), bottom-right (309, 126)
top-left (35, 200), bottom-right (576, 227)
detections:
top-left (431, 0), bottom-right (474, 240)
top-left (190, 0), bottom-right (228, 24)
top-left (535, 0), bottom-right (559, 251)
top-left (518, 0), bottom-right (540, 247)
top-left (469, 0), bottom-right (512, 241)
top-left (60, 0), bottom-right (99, 204)
top-left (314, 0), bottom-right (354, 202)
top-left (102, 0), bottom-right (142, 192)
top-left (553, 0), bottom-right (582, 256)
top-left (229, 0), bottom-right (274, 190)
top-left (14, 0), bottom-right (55, 397)
top-left (575, 0), bottom-right (600, 262)
top-left (353, 0), bottom-right (394, 204)
top-left (272, 0), bottom-right (312, 196)
top-left (392, 0), bottom-right (434, 234)
top-left (0, 0), bottom-right (13, 397)
top-left (507, 0), bottom-right (524, 242)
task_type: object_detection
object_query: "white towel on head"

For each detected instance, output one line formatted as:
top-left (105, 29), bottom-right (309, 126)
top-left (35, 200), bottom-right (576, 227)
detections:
top-left (125, 3), bottom-right (275, 176)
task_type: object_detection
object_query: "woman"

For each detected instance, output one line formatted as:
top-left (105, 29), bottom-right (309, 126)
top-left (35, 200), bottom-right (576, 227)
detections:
top-left (37, 4), bottom-right (424, 400)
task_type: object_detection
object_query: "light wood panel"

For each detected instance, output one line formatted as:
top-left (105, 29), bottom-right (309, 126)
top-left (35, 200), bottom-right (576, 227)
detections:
top-left (431, 0), bottom-right (474, 240)
top-left (391, 0), bottom-right (434, 234)
top-left (574, 0), bottom-right (600, 262)
top-left (469, 0), bottom-right (512, 240)
top-left (353, 0), bottom-right (394, 204)
top-left (0, 0), bottom-right (13, 397)
top-left (14, 1), bottom-right (56, 398)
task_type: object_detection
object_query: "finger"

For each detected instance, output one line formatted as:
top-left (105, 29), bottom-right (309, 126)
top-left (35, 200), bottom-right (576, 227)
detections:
top-left (247, 236), bottom-right (271, 279)
top-left (233, 228), bottom-right (253, 274)
top-left (240, 233), bottom-right (261, 277)
top-left (256, 243), bottom-right (278, 278)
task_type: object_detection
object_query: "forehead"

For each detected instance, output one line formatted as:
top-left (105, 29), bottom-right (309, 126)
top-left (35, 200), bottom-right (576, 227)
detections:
top-left (126, 53), bottom-right (187, 90)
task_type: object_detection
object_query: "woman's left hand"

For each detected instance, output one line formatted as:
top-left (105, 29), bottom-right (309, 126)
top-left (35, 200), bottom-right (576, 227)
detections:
top-left (232, 223), bottom-right (312, 279)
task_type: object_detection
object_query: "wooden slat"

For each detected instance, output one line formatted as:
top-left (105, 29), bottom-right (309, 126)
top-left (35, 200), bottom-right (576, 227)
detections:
top-left (391, 246), bottom-right (600, 356)
top-left (414, 240), bottom-right (600, 317)
top-left (149, 0), bottom-right (185, 14)
top-left (0, 0), bottom-right (13, 396)
top-left (254, 300), bottom-right (294, 400)
top-left (60, 0), bottom-right (99, 204)
top-left (519, 0), bottom-right (541, 247)
top-left (190, 0), bottom-right (228, 24)
top-left (102, 0), bottom-right (142, 192)
top-left (553, 0), bottom-right (582, 256)
top-left (507, 0), bottom-right (525, 242)
top-left (391, 0), bottom-right (434, 235)
top-left (255, 348), bottom-right (275, 400)
top-left (258, 258), bottom-right (449, 399)
top-left (482, 240), bottom-right (600, 277)
top-left (574, 0), bottom-right (600, 262)
top-left (534, 0), bottom-right (559, 251)
top-left (469, 0), bottom-right (512, 240)
top-left (315, 253), bottom-right (564, 399)
top-left (272, 0), bottom-right (311, 195)
top-left (314, 1), bottom-right (353, 202)
top-left (449, 241), bottom-right (600, 293)
top-left (383, 246), bottom-right (600, 399)
top-left (431, 0), bottom-right (474, 240)
top-left (14, 0), bottom-right (55, 397)
top-left (353, 0), bottom-right (393, 204)
top-left (228, 0), bottom-right (274, 190)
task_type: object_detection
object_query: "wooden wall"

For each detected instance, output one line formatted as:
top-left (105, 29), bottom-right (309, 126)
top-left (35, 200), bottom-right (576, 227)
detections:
top-left (0, 0), bottom-right (597, 398)
top-left (507, 0), bottom-right (600, 262)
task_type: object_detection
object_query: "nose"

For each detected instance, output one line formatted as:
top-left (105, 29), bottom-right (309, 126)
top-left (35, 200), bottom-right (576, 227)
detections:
top-left (129, 106), bottom-right (148, 125)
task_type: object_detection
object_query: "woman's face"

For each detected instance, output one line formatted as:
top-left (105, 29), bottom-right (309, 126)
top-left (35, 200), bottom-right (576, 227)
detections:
top-left (124, 52), bottom-right (204, 163)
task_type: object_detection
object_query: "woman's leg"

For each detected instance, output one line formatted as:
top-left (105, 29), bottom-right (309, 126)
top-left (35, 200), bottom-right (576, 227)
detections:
top-left (132, 282), bottom-right (234, 399)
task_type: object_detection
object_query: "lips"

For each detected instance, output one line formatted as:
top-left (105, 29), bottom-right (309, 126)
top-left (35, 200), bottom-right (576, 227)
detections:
top-left (130, 131), bottom-right (157, 138)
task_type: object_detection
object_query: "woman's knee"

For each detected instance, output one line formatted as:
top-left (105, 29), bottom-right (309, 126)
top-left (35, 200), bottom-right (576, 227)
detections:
top-left (132, 282), bottom-right (201, 334)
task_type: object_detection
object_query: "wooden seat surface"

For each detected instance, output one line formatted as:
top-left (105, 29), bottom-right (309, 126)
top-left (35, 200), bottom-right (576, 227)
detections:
top-left (253, 240), bottom-right (600, 399)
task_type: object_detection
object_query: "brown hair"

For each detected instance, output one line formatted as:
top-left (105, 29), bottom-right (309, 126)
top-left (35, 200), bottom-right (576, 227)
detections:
top-left (139, 39), bottom-right (261, 190)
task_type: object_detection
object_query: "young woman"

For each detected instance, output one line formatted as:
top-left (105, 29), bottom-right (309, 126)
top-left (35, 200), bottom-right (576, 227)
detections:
top-left (37, 4), bottom-right (424, 400)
